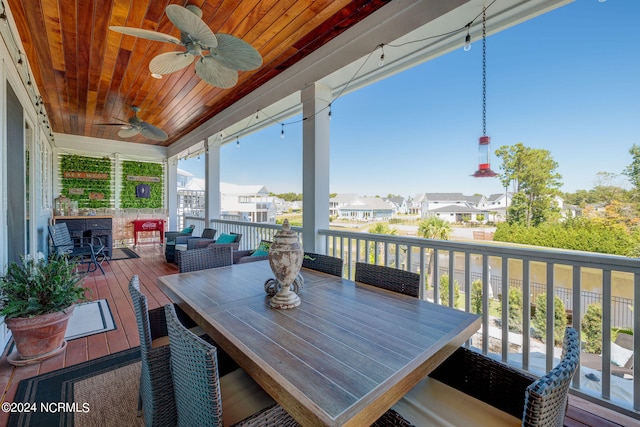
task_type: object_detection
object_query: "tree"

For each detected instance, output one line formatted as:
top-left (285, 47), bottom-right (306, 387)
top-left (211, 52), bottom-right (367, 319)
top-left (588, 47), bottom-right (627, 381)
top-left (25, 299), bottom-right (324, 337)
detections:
top-left (533, 293), bottom-right (567, 345)
top-left (623, 144), bottom-right (640, 197)
top-left (508, 288), bottom-right (523, 333)
top-left (417, 217), bottom-right (451, 289)
top-left (438, 275), bottom-right (460, 308)
top-left (366, 223), bottom-right (398, 264)
top-left (495, 143), bottom-right (562, 226)
top-left (417, 217), bottom-right (451, 240)
top-left (470, 280), bottom-right (483, 315)
top-left (581, 304), bottom-right (602, 354)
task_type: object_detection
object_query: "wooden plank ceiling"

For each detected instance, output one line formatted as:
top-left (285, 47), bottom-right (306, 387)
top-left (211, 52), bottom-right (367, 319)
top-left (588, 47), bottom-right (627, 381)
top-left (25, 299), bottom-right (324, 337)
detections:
top-left (7, 0), bottom-right (390, 146)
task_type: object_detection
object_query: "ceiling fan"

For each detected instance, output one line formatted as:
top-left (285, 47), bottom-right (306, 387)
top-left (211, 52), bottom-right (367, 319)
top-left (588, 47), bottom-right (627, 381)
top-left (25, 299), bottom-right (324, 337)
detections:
top-left (96, 106), bottom-right (168, 141)
top-left (109, 4), bottom-right (262, 88)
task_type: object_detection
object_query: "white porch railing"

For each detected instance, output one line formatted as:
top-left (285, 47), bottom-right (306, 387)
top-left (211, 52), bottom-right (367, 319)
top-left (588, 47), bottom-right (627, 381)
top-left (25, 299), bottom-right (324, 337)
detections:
top-left (207, 219), bottom-right (639, 418)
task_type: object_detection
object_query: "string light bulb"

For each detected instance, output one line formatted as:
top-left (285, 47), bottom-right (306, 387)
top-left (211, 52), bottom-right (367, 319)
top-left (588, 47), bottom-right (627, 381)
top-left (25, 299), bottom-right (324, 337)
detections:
top-left (378, 44), bottom-right (385, 67)
top-left (463, 25), bottom-right (472, 51)
top-left (328, 104), bottom-right (332, 120)
top-left (281, 124), bottom-right (285, 139)
top-left (236, 136), bottom-right (240, 148)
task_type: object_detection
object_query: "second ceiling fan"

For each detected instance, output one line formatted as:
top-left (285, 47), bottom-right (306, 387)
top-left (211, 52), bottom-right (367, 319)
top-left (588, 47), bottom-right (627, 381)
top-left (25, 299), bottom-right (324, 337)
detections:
top-left (110, 4), bottom-right (263, 88)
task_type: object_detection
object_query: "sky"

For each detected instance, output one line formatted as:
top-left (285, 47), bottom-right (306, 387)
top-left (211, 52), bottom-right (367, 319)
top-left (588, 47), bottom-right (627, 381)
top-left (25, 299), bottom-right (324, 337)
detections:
top-left (179, 0), bottom-right (640, 198)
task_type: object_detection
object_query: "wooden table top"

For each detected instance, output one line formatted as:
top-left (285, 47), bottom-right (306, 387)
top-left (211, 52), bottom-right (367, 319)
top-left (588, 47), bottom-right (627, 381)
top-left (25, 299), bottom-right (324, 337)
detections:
top-left (158, 261), bottom-right (481, 427)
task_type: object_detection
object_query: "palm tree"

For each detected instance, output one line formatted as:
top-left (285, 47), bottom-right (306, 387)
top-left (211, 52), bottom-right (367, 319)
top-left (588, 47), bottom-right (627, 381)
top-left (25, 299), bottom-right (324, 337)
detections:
top-left (366, 223), bottom-right (397, 264)
top-left (417, 216), bottom-right (452, 291)
top-left (418, 216), bottom-right (451, 240)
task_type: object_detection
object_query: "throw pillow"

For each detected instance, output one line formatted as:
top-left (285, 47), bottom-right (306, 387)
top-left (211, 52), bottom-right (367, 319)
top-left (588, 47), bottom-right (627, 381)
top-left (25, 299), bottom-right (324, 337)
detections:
top-left (180, 225), bottom-right (194, 234)
top-left (610, 341), bottom-right (634, 367)
top-left (251, 241), bottom-right (271, 257)
top-left (215, 233), bottom-right (237, 244)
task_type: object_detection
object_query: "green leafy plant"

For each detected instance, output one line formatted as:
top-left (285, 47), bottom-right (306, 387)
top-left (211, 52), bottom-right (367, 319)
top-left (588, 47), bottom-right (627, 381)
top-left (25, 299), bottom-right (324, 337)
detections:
top-left (581, 303), bottom-right (603, 354)
top-left (438, 274), bottom-right (460, 308)
top-left (120, 160), bottom-right (164, 208)
top-left (470, 279), bottom-right (483, 314)
top-left (532, 293), bottom-right (567, 345)
top-left (60, 154), bottom-right (112, 208)
top-left (0, 254), bottom-right (90, 318)
top-left (508, 288), bottom-right (523, 333)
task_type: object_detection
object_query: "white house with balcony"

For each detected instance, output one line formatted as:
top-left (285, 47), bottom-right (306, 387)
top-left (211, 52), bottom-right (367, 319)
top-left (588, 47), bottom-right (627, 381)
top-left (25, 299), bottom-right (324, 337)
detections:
top-left (177, 169), bottom-right (276, 223)
top-left (330, 193), bottom-right (359, 217)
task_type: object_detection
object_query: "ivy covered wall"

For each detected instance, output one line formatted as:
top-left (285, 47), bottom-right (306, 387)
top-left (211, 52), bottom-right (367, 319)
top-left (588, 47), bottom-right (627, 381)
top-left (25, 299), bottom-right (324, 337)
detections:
top-left (59, 154), bottom-right (112, 208)
top-left (120, 160), bottom-right (164, 208)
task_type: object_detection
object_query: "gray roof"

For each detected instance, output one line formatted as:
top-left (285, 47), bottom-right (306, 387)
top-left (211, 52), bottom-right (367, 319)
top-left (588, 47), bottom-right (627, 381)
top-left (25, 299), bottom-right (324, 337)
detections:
top-left (429, 205), bottom-right (489, 214)
top-left (341, 197), bottom-right (394, 211)
top-left (424, 193), bottom-right (466, 201)
top-left (386, 197), bottom-right (405, 205)
top-left (331, 193), bottom-right (360, 203)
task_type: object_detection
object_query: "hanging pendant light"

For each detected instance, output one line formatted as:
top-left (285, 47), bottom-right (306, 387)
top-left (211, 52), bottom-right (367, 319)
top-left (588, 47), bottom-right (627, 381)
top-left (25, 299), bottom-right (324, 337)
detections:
top-left (473, 8), bottom-right (496, 178)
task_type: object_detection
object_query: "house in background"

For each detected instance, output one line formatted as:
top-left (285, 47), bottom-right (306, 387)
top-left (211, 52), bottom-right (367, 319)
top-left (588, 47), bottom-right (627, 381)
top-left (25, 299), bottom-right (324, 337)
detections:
top-left (416, 193), bottom-right (490, 223)
top-left (384, 196), bottom-right (409, 214)
top-left (330, 193), bottom-right (359, 217)
top-left (337, 196), bottom-right (394, 222)
top-left (177, 170), bottom-right (276, 224)
top-left (220, 182), bottom-right (276, 223)
top-left (409, 194), bottom-right (426, 215)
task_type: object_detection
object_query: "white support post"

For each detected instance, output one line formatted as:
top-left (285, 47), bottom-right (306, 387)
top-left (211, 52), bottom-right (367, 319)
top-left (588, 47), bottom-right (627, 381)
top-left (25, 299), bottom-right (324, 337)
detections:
top-left (205, 135), bottom-right (221, 225)
top-left (301, 83), bottom-right (331, 253)
top-left (166, 156), bottom-right (178, 231)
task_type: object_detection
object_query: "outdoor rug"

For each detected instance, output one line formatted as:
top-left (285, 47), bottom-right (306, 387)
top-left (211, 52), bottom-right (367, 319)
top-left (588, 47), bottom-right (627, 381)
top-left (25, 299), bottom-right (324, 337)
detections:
top-left (109, 247), bottom-right (140, 260)
top-left (64, 299), bottom-right (116, 341)
top-left (8, 348), bottom-right (143, 427)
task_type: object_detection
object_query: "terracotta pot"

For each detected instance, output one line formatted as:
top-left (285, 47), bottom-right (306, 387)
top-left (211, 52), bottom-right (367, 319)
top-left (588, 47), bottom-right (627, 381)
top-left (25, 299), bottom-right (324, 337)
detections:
top-left (6, 305), bottom-right (74, 365)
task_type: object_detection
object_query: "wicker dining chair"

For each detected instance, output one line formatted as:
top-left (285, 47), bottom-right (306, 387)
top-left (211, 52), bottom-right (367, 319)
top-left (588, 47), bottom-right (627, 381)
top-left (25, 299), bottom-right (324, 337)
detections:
top-left (128, 275), bottom-right (177, 427)
top-left (420, 327), bottom-right (580, 427)
top-left (302, 252), bottom-right (344, 277)
top-left (177, 245), bottom-right (233, 273)
top-left (354, 262), bottom-right (420, 297)
top-left (164, 303), bottom-right (299, 427)
top-left (164, 303), bottom-right (417, 427)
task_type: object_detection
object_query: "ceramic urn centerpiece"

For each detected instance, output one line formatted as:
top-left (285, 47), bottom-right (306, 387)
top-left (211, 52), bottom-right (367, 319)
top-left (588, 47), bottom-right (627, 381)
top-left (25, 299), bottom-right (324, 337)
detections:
top-left (268, 219), bottom-right (303, 309)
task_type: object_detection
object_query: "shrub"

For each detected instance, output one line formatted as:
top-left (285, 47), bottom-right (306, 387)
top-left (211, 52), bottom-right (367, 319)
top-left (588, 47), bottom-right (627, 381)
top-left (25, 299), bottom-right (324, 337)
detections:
top-left (533, 293), bottom-right (567, 345)
top-left (581, 304), bottom-right (602, 354)
top-left (438, 274), bottom-right (460, 308)
top-left (470, 279), bottom-right (483, 314)
top-left (493, 219), bottom-right (639, 256)
top-left (508, 288), bottom-right (523, 333)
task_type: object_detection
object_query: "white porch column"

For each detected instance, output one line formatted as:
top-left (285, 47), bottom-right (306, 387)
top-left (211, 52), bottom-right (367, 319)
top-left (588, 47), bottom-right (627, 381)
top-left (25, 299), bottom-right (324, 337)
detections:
top-left (301, 83), bottom-right (331, 253)
top-left (166, 156), bottom-right (178, 231)
top-left (205, 135), bottom-right (221, 224)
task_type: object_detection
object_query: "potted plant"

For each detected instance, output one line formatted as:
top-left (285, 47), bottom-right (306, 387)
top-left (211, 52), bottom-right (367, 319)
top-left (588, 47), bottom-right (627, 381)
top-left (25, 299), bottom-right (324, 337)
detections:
top-left (0, 253), bottom-right (90, 366)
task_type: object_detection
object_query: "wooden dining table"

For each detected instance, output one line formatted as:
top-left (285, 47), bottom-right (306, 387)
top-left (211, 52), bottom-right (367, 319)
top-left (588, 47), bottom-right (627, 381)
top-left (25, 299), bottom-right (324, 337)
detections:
top-left (157, 260), bottom-right (481, 427)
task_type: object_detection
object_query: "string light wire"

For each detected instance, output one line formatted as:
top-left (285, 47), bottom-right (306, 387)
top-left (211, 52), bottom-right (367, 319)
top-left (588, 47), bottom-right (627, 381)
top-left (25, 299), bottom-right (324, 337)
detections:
top-left (219, 1), bottom-right (497, 144)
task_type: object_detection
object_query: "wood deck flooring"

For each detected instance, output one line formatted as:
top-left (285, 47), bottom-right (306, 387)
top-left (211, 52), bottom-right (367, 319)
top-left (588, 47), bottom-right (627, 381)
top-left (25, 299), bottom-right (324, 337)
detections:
top-left (0, 245), bottom-right (636, 426)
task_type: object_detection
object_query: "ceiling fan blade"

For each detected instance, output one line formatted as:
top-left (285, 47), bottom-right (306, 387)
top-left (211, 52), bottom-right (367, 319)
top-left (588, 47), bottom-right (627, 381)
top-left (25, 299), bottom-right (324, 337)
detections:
top-left (211, 34), bottom-right (263, 71)
top-left (195, 57), bottom-right (238, 88)
top-left (95, 116), bottom-right (130, 126)
top-left (109, 26), bottom-right (180, 44)
top-left (149, 52), bottom-right (194, 75)
top-left (140, 122), bottom-right (169, 141)
top-left (118, 127), bottom-right (141, 138)
top-left (165, 5), bottom-right (218, 49)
